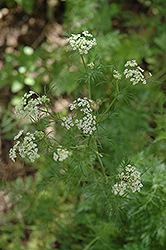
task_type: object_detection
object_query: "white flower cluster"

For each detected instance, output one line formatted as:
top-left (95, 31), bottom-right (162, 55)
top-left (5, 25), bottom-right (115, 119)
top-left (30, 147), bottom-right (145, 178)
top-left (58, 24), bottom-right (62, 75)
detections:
top-left (124, 60), bottom-right (148, 85)
top-left (113, 70), bottom-right (122, 80)
top-left (87, 62), bottom-right (95, 70)
top-left (14, 91), bottom-right (50, 120)
top-left (34, 131), bottom-right (45, 140)
top-left (61, 97), bottom-right (96, 135)
top-left (67, 31), bottom-right (97, 54)
top-left (113, 164), bottom-right (143, 196)
top-left (53, 147), bottom-right (69, 162)
top-left (14, 129), bottom-right (24, 140)
top-left (9, 130), bottom-right (40, 162)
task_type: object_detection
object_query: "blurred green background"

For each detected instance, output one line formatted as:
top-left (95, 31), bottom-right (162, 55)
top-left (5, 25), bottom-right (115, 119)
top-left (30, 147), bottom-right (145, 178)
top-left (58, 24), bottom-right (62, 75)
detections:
top-left (0, 0), bottom-right (166, 249)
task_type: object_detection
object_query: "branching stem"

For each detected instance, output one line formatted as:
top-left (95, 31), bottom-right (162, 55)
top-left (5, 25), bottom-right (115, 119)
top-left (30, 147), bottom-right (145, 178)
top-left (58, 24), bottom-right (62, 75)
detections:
top-left (97, 83), bottom-right (132, 124)
top-left (39, 109), bottom-right (62, 121)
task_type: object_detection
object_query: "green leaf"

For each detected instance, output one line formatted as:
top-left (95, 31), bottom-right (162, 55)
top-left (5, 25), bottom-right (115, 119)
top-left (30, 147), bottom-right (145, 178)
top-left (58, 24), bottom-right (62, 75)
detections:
top-left (24, 77), bottom-right (35, 86)
top-left (15, 0), bottom-right (34, 14)
top-left (11, 80), bottom-right (23, 93)
top-left (155, 131), bottom-right (166, 142)
top-left (23, 46), bottom-right (34, 55)
top-left (18, 66), bottom-right (27, 74)
top-left (154, 33), bottom-right (166, 51)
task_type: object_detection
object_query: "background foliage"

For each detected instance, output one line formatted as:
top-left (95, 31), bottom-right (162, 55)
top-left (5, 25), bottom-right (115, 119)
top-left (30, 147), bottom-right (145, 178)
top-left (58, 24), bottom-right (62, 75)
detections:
top-left (0, 0), bottom-right (166, 249)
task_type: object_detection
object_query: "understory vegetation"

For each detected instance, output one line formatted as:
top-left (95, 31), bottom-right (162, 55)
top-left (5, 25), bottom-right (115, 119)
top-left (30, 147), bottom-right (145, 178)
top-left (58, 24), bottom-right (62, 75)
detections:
top-left (0, 0), bottom-right (166, 249)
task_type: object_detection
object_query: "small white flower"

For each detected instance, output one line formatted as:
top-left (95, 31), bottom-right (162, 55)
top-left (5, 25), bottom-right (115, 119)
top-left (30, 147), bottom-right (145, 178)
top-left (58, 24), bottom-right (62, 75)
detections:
top-left (87, 62), bottom-right (95, 70)
top-left (14, 91), bottom-right (50, 120)
top-left (61, 97), bottom-right (96, 135)
top-left (53, 152), bottom-right (58, 161)
top-left (137, 66), bottom-right (144, 72)
top-left (125, 60), bottom-right (138, 67)
top-left (67, 31), bottom-right (97, 55)
top-left (14, 130), bottom-right (24, 140)
top-left (58, 148), bottom-right (69, 161)
top-left (9, 141), bottom-right (20, 162)
top-left (53, 147), bottom-right (69, 162)
top-left (113, 164), bottom-right (143, 196)
top-left (34, 131), bottom-right (44, 140)
top-left (113, 70), bottom-right (122, 80)
top-left (9, 131), bottom-right (40, 162)
top-left (40, 95), bottom-right (50, 103)
top-left (124, 60), bottom-right (148, 85)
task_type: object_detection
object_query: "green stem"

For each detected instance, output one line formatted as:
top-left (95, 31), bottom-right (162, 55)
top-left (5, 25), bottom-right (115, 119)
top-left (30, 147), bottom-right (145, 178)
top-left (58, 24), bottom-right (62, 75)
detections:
top-left (80, 54), bottom-right (87, 70)
top-left (80, 54), bottom-right (91, 99)
top-left (70, 145), bottom-right (87, 150)
top-left (120, 82), bottom-right (133, 93)
top-left (87, 134), bottom-right (92, 146)
top-left (89, 137), bottom-right (107, 179)
top-left (88, 80), bottom-right (91, 99)
top-left (88, 162), bottom-right (109, 205)
top-left (43, 137), bottom-right (51, 148)
top-left (97, 83), bottom-right (132, 124)
top-left (39, 109), bottom-right (62, 121)
top-left (116, 80), bottom-right (119, 94)
top-left (97, 94), bottom-right (119, 124)
top-left (83, 236), bottom-right (100, 250)
top-left (90, 145), bottom-right (103, 158)
top-left (97, 154), bottom-right (106, 179)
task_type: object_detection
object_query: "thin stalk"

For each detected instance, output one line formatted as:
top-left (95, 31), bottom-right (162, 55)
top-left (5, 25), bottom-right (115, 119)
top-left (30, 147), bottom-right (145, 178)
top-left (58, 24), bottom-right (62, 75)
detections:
top-left (119, 82), bottom-right (133, 93)
top-left (39, 109), bottom-right (62, 121)
top-left (97, 94), bottom-right (119, 124)
top-left (70, 144), bottom-right (87, 150)
top-left (89, 145), bottom-right (103, 158)
top-left (97, 154), bottom-right (106, 180)
top-left (83, 236), bottom-right (100, 250)
top-left (43, 136), bottom-right (51, 148)
top-left (88, 162), bottom-right (109, 205)
top-left (88, 79), bottom-right (91, 99)
top-left (89, 135), bottom-right (107, 180)
top-left (80, 54), bottom-right (91, 99)
top-left (80, 54), bottom-right (87, 70)
top-left (116, 80), bottom-right (119, 94)
top-left (88, 164), bottom-right (104, 188)
top-left (97, 83), bottom-right (132, 124)
top-left (87, 134), bottom-right (92, 146)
